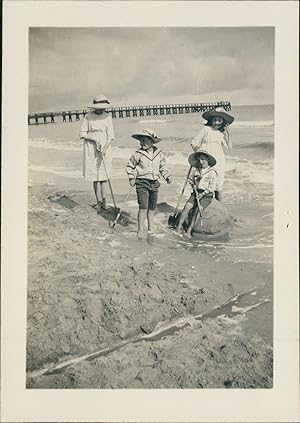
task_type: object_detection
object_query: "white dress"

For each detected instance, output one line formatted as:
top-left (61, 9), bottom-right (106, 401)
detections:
top-left (80, 112), bottom-right (114, 181)
top-left (191, 126), bottom-right (227, 191)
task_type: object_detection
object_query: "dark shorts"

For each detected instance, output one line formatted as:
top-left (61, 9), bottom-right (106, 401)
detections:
top-left (187, 189), bottom-right (214, 210)
top-left (135, 178), bottom-right (160, 210)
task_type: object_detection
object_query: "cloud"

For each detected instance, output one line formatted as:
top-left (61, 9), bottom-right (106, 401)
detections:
top-left (29, 27), bottom-right (274, 111)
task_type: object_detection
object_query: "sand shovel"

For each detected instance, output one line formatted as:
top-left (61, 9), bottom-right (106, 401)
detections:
top-left (186, 185), bottom-right (203, 234)
top-left (193, 185), bottom-right (203, 217)
top-left (110, 186), bottom-right (133, 229)
top-left (168, 165), bottom-right (193, 228)
top-left (99, 150), bottom-right (117, 209)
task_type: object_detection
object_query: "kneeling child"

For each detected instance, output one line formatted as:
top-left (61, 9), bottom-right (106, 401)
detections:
top-left (176, 150), bottom-right (217, 235)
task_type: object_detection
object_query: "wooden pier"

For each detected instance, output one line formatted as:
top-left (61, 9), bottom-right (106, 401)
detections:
top-left (28, 101), bottom-right (231, 125)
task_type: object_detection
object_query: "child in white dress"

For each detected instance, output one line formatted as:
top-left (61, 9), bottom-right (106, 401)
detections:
top-left (80, 94), bottom-right (114, 210)
top-left (191, 107), bottom-right (234, 203)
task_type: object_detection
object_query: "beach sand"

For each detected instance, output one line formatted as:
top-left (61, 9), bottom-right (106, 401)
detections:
top-left (26, 180), bottom-right (273, 389)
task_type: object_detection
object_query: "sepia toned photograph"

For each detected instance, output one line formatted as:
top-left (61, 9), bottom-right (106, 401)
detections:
top-left (26, 26), bottom-right (275, 389)
top-left (2, 1), bottom-right (300, 421)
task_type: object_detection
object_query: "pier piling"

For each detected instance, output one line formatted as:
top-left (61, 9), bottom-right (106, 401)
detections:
top-left (28, 101), bottom-right (231, 125)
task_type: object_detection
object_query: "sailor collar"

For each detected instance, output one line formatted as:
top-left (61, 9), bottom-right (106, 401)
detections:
top-left (198, 166), bottom-right (215, 177)
top-left (136, 146), bottom-right (161, 161)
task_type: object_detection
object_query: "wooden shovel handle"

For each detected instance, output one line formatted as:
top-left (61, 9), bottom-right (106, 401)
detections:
top-left (100, 155), bottom-right (117, 208)
top-left (193, 185), bottom-right (202, 217)
top-left (173, 165), bottom-right (193, 215)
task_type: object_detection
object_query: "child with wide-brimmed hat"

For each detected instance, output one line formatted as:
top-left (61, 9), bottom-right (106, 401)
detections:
top-left (80, 94), bottom-right (114, 210)
top-left (191, 107), bottom-right (234, 203)
top-left (125, 129), bottom-right (172, 239)
top-left (176, 150), bottom-right (217, 236)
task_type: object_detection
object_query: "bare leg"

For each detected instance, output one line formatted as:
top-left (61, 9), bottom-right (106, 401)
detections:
top-left (100, 181), bottom-right (109, 209)
top-left (215, 190), bottom-right (223, 203)
top-left (137, 209), bottom-right (147, 238)
top-left (186, 210), bottom-right (198, 235)
top-left (93, 181), bottom-right (101, 207)
top-left (147, 210), bottom-right (155, 232)
top-left (187, 205), bottom-right (203, 235)
top-left (176, 202), bottom-right (193, 231)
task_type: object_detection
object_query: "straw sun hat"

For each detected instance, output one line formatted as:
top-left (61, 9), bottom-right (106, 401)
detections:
top-left (87, 94), bottom-right (110, 109)
top-left (202, 107), bottom-right (234, 125)
top-left (188, 150), bottom-right (217, 168)
top-left (132, 129), bottom-right (161, 143)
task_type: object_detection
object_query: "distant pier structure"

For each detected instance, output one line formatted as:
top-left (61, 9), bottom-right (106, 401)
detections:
top-left (28, 101), bottom-right (231, 125)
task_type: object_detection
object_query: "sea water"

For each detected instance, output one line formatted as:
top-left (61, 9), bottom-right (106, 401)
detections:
top-left (28, 104), bottom-right (274, 267)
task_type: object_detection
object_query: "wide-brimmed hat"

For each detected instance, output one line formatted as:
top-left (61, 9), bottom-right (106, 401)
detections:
top-left (202, 107), bottom-right (234, 125)
top-left (188, 150), bottom-right (217, 167)
top-left (87, 94), bottom-right (110, 109)
top-left (132, 129), bottom-right (161, 143)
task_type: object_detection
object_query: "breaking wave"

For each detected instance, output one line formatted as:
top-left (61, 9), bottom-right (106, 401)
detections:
top-left (232, 120), bottom-right (274, 128)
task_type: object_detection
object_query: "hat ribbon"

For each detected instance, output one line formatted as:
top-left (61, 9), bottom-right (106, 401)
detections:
top-left (143, 129), bottom-right (159, 139)
top-left (93, 99), bottom-right (109, 104)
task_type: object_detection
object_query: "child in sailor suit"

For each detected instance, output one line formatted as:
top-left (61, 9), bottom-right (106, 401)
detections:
top-left (125, 129), bottom-right (172, 239)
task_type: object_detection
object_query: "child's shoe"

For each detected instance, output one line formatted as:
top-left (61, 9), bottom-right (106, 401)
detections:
top-left (93, 201), bottom-right (102, 211)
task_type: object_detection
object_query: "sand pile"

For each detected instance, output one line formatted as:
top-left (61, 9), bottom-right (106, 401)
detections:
top-left (192, 198), bottom-right (230, 239)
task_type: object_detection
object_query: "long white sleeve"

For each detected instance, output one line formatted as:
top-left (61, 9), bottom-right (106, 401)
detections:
top-left (80, 116), bottom-right (89, 139)
top-left (191, 127), bottom-right (208, 152)
top-left (158, 151), bottom-right (170, 180)
top-left (125, 152), bottom-right (139, 180)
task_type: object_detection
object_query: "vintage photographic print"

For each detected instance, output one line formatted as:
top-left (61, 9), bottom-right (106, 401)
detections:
top-left (26, 26), bottom-right (275, 389)
top-left (2, 1), bottom-right (299, 421)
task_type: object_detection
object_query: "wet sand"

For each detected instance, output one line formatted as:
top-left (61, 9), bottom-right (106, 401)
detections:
top-left (26, 180), bottom-right (273, 389)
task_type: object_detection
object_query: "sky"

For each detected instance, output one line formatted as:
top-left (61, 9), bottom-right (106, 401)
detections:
top-left (29, 27), bottom-right (274, 112)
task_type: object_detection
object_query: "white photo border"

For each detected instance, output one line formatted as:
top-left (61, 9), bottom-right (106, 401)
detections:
top-left (1, 1), bottom-right (299, 422)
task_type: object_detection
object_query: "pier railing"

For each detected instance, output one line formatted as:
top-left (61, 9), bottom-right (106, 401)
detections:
top-left (28, 101), bottom-right (231, 125)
